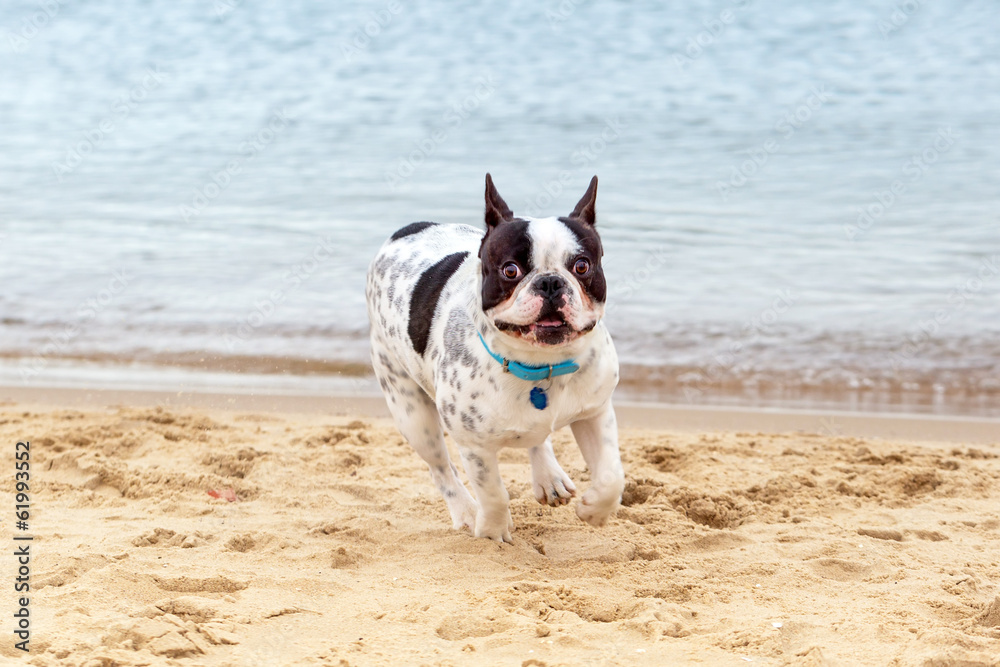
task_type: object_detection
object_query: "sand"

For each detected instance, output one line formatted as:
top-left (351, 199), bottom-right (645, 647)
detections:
top-left (2, 398), bottom-right (1000, 666)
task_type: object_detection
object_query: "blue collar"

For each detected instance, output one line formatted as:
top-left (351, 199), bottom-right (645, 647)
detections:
top-left (477, 332), bottom-right (580, 382)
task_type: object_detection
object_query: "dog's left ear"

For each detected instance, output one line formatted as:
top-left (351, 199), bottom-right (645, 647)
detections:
top-left (569, 176), bottom-right (598, 226)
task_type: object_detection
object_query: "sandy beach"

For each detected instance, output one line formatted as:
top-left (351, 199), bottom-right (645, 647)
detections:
top-left (3, 391), bottom-right (999, 666)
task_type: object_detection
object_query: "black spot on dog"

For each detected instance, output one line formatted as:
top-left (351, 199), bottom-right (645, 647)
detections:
top-left (465, 451), bottom-right (487, 483)
top-left (461, 411), bottom-right (476, 431)
top-left (390, 221), bottom-right (438, 241)
top-left (558, 216), bottom-right (606, 304)
top-left (374, 254), bottom-right (392, 278)
top-left (479, 219), bottom-right (532, 312)
top-left (408, 252), bottom-right (469, 356)
top-left (443, 310), bottom-right (481, 373)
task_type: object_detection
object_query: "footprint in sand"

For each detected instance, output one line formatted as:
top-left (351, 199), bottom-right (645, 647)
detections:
top-left (807, 558), bottom-right (872, 582)
top-left (152, 574), bottom-right (249, 593)
top-left (34, 554), bottom-right (112, 589)
top-left (132, 528), bottom-right (209, 549)
top-left (202, 448), bottom-right (263, 479)
top-left (436, 612), bottom-right (515, 640)
top-left (107, 595), bottom-right (243, 658)
top-left (670, 490), bottom-right (753, 529)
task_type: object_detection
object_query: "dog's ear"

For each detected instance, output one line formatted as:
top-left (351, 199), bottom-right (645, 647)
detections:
top-left (484, 173), bottom-right (514, 229)
top-left (569, 175), bottom-right (598, 226)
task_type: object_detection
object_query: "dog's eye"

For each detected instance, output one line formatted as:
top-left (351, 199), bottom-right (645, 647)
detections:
top-left (501, 262), bottom-right (522, 280)
top-left (573, 258), bottom-right (591, 276)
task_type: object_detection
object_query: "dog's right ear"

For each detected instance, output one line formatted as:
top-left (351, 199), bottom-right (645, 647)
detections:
top-left (484, 173), bottom-right (514, 230)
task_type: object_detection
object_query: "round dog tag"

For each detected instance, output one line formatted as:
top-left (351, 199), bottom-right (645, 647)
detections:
top-left (529, 387), bottom-right (547, 410)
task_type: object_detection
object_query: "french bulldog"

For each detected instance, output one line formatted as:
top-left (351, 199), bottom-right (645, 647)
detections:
top-left (365, 174), bottom-right (624, 543)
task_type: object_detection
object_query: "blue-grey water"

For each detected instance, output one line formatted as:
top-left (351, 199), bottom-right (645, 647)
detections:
top-left (2, 0), bottom-right (999, 415)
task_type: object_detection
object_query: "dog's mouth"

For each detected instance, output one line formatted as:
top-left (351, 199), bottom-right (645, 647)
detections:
top-left (496, 312), bottom-right (593, 346)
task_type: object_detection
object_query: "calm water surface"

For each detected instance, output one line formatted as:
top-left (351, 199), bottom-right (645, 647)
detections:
top-left (1, 0), bottom-right (998, 415)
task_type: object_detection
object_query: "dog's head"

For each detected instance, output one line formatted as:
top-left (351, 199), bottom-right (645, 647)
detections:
top-left (478, 174), bottom-right (607, 348)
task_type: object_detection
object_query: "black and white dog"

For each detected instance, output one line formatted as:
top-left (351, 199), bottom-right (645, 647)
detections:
top-left (366, 175), bottom-right (624, 543)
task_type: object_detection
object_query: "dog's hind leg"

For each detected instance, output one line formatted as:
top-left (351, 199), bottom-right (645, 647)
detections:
top-left (457, 445), bottom-right (513, 544)
top-left (529, 437), bottom-right (577, 507)
top-left (377, 369), bottom-right (478, 531)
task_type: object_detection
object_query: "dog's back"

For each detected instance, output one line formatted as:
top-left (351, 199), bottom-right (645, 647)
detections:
top-left (366, 221), bottom-right (480, 396)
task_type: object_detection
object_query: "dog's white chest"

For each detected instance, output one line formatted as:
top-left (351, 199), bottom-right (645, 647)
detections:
top-left (461, 340), bottom-right (618, 448)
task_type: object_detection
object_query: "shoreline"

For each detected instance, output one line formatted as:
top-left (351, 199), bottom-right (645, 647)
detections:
top-left (4, 352), bottom-right (998, 420)
top-left (4, 383), bottom-right (998, 445)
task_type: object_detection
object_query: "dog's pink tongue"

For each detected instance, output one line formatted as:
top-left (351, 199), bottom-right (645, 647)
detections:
top-left (537, 319), bottom-right (563, 327)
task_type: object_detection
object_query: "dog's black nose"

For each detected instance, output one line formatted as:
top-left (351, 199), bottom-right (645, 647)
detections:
top-left (533, 274), bottom-right (567, 299)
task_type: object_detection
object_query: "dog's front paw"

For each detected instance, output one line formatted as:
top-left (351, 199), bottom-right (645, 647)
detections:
top-left (532, 464), bottom-right (577, 507)
top-left (575, 487), bottom-right (621, 527)
top-left (474, 509), bottom-right (513, 544)
top-left (447, 496), bottom-right (479, 532)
